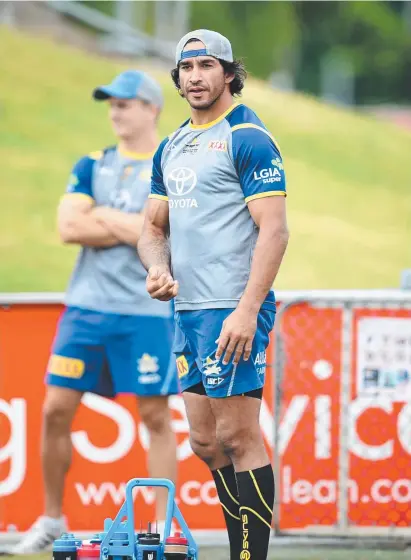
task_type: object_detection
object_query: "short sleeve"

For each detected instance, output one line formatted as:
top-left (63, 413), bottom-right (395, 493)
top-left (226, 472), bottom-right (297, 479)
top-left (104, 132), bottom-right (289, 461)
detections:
top-left (65, 155), bottom-right (96, 198)
top-left (232, 127), bottom-right (286, 203)
top-left (149, 137), bottom-right (169, 201)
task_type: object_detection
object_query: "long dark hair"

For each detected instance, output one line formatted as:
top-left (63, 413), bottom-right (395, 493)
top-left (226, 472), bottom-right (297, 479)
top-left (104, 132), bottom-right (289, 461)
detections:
top-left (171, 58), bottom-right (247, 97)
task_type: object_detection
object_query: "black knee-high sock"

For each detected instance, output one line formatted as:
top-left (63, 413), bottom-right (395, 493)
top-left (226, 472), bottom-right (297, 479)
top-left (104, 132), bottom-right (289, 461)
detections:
top-left (212, 464), bottom-right (242, 559)
top-left (236, 464), bottom-right (275, 560)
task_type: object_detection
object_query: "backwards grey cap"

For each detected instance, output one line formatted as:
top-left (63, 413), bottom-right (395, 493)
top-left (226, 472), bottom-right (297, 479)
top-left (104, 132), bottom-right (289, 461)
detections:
top-left (92, 70), bottom-right (163, 108)
top-left (175, 29), bottom-right (233, 65)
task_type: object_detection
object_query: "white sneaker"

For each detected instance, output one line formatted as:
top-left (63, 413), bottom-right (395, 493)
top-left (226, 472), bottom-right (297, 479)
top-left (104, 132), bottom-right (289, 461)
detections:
top-left (10, 516), bottom-right (67, 554)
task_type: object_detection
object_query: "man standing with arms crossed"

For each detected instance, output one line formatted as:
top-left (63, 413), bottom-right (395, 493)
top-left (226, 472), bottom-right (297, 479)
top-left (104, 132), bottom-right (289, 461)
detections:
top-left (12, 70), bottom-right (178, 554)
top-left (138, 30), bottom-right (289, 560)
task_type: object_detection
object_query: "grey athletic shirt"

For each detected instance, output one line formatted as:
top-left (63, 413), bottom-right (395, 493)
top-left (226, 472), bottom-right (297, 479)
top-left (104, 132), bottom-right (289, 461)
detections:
top-left (149, 103), bottom-right (286, 312)
top-left (64, 146), bottom-right (171, 317)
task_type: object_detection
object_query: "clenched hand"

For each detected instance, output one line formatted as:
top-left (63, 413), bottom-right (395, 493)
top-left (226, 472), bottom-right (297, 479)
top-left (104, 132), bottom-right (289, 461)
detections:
top-left (146, 266), bottom-right (179, 301)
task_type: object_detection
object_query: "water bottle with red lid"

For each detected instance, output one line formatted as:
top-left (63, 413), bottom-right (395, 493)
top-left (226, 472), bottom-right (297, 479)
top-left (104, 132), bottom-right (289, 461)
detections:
top-left (77, 541), bottom-right (101, 560)
top-left (164, 532), bottom-right (189, 559)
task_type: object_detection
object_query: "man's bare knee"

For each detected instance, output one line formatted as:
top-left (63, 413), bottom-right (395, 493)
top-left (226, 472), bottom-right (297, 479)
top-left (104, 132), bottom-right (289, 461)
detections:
top-left (42, 404), bottom-right (74, 436)
top-left (189, 432), bottom-right (219, 467)
top-left (210, 395), bottom-right (265, 463)
top-left (138, 396), bottom-right (171, 435)
top-left (42, 387), bottom-right (81, 435)
top-left (216, 424), bottom-right (257, 462)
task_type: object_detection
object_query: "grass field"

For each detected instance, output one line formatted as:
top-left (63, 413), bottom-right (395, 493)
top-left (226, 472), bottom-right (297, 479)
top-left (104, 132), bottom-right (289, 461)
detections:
top-left (5, 548), bottom-right (411, 560)
top-left (1, 27), bottom-right (411, 292)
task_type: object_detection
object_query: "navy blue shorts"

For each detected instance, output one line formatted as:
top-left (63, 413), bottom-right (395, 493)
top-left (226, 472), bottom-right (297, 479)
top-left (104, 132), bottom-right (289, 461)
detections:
top-left (173, 308), bottom-right (275, 398)
top-left (46, 306), bottom-right (179, 397)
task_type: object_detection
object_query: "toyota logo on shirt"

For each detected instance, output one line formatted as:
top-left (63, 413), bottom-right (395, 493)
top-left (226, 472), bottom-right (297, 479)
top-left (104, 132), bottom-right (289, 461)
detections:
top-left (166, 167), bottom-right (197, 196)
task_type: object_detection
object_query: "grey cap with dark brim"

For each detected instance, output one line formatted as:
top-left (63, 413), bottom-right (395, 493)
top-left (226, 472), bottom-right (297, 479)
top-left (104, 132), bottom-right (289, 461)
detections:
top-left (175, 29), bottom-right (233, 65)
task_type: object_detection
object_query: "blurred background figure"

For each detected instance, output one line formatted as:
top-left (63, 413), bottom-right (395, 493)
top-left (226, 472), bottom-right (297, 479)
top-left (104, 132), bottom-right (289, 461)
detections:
top-left (11, 69), bottom-right (178, 554)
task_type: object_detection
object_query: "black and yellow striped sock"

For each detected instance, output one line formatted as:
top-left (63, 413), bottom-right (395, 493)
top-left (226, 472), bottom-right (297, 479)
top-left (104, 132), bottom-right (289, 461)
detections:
top-left (236, 464), bottom-right (275, 560)
top-left (212, 464), bottom-right (242, 560)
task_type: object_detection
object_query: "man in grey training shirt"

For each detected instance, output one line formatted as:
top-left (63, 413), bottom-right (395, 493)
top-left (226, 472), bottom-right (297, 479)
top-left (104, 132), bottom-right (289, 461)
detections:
top-left (138, 30), bottom-right (289, 560)
top-left (12, 70), bottom-right (178, 554)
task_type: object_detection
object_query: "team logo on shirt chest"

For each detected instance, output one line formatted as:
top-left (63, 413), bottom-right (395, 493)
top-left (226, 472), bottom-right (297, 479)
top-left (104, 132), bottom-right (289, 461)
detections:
top-left (208, 140), bottom-right (227, 152)
top-left (166, 167), bottom-right (198, 209)
top-left (182, 136), bottom-right (200, 155)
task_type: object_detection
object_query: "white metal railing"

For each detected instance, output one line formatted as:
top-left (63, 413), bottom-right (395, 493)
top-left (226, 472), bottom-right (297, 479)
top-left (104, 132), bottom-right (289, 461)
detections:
top-left (45, 0), bottom-right (177, 61)
top-left (1, 289), bottom-right (410, 306)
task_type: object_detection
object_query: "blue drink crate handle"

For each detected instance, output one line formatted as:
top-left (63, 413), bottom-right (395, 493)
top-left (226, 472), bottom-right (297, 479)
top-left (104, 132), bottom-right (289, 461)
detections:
top-left (100, 477), bottom-right (197, 560)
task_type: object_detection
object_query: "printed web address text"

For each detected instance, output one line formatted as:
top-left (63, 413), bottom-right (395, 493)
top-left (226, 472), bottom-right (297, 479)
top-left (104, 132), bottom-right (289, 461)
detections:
top-left (283, 466), bottom-right (411, 504)
top-left (75, 480), bottom-right (218, 507)
top-left (74, 468), bottom-right (411, 508)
